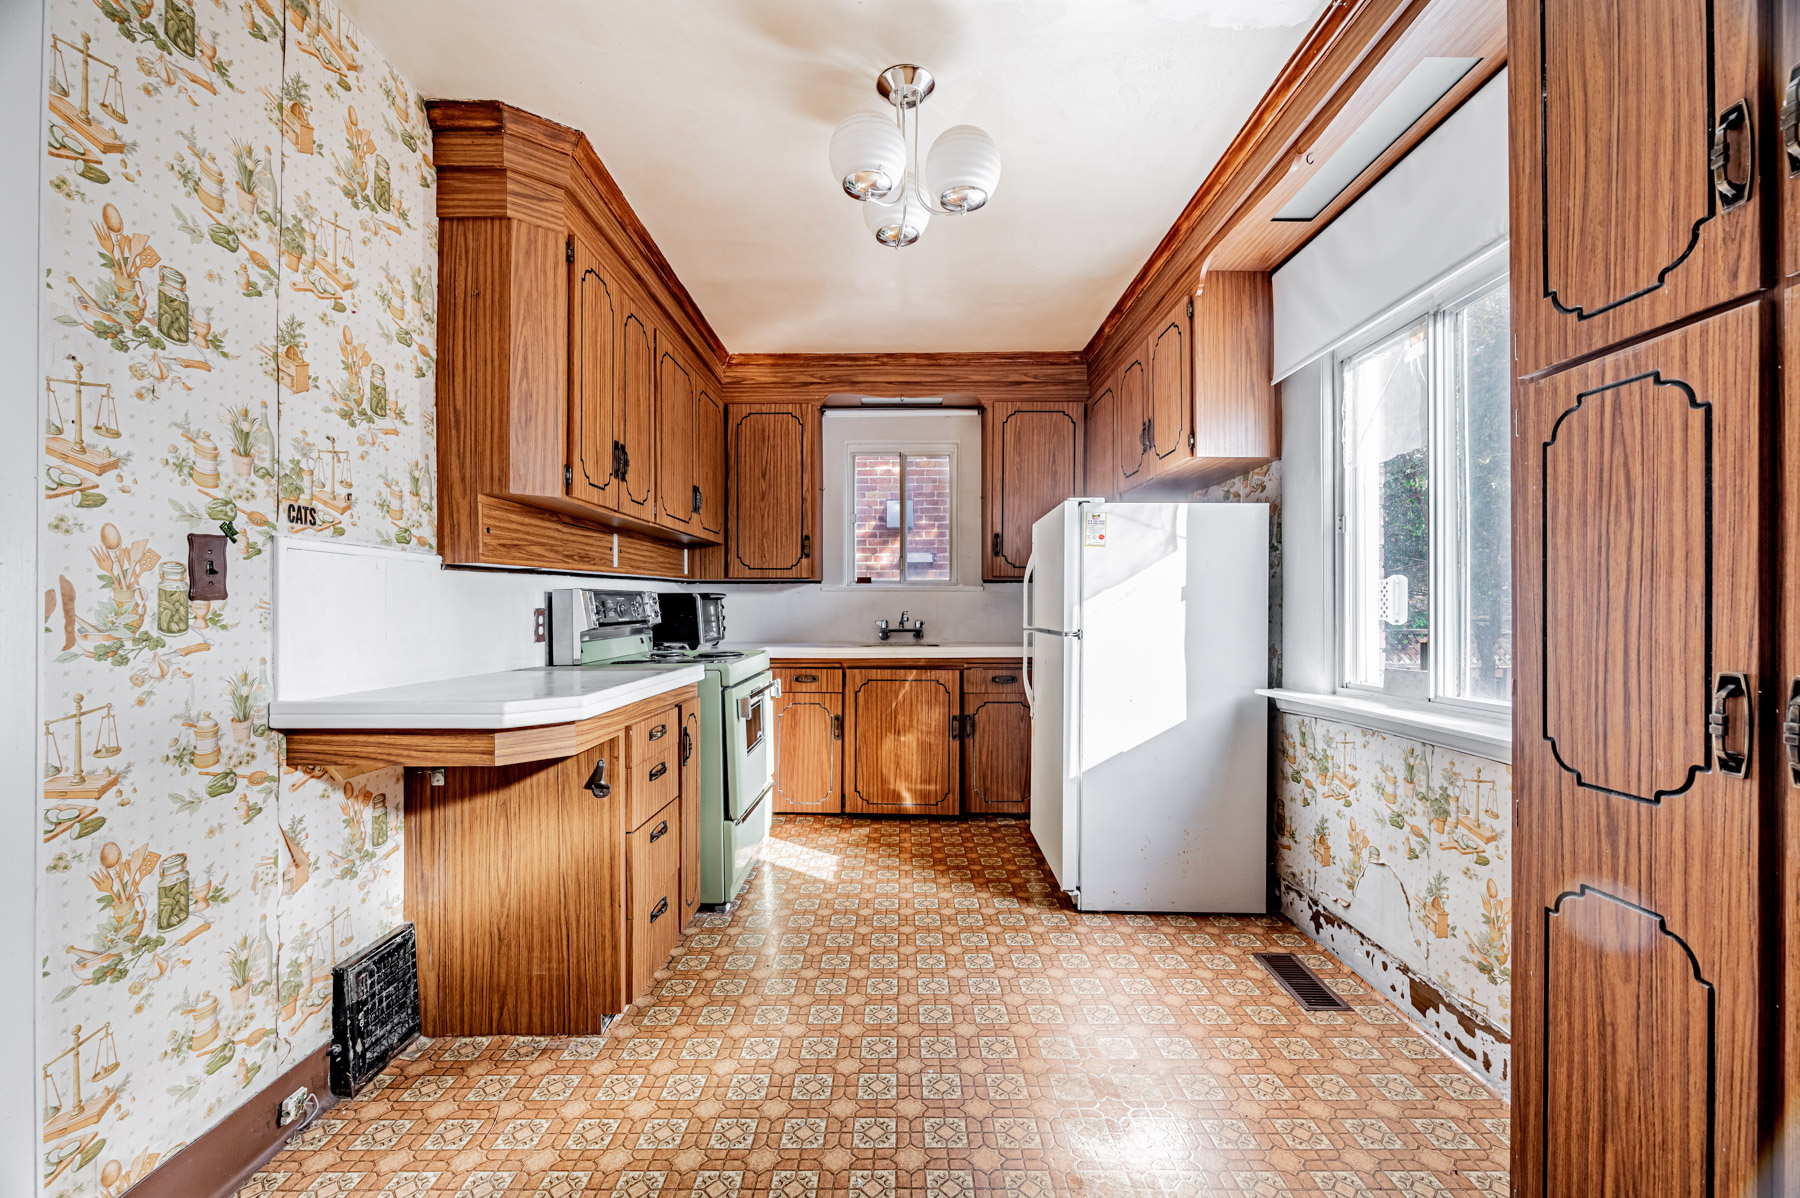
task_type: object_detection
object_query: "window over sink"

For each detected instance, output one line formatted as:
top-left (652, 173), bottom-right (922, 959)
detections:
top-left (852, 451), bottom-right (952, 583)
top-left (821, 410), bottom-right (982, 590)
top-left (1337, 270), bottom-right (1511, 710)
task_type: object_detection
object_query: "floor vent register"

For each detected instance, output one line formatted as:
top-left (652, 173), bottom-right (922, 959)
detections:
top-left (1252, 951), bottom-right (1354, 1012)
top-left (330, 923), bottom-right (422, 1097)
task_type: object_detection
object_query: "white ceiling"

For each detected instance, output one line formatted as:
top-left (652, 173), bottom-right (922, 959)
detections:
top-left (339, 0), bottom-right (1324, 353)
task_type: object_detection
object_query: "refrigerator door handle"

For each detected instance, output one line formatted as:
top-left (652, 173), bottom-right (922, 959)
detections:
top-left (1021, 549), bottom-right (1037, 631)
top-left (1022, 630), bottom-right (1036, 712)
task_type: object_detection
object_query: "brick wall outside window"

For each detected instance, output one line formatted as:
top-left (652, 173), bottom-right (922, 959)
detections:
top-left (854, 453), bottom-right (951, 583)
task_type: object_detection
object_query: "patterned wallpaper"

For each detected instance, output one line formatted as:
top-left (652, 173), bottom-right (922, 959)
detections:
top-left (1195, 460), bottom-right (1511, 1083)
top-left (36, 1), bottom-right (434, 1193)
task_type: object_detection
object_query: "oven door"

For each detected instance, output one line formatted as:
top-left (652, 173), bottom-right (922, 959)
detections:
top-left (723, 671), bottom-right (778, 821)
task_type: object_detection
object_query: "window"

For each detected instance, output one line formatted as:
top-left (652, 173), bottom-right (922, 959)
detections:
top-left (1337, 275), bottom-right (1511, 708)
top-left (852, 450), bottom-right (953, 584)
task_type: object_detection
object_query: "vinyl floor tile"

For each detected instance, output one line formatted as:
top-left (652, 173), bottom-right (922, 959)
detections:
top-left (246, 817), bottom-right (1507, 1196)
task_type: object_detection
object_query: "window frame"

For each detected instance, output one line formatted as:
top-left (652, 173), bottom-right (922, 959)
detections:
top-left (1331, 261), bottom-right (1511, 716)
top-left (843, 440), bottom-right (961, 588)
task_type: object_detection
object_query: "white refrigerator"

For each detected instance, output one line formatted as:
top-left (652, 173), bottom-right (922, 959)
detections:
top-left (1024, 498), bottom-right (1269, 912)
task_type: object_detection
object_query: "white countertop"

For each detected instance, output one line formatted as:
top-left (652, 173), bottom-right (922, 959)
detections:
top-left (270, 664), bottom-right (705, 730)
top-left (745, 642), bottom-right (1023, 660)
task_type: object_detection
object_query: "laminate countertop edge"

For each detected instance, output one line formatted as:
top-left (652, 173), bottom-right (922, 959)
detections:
top-left (270, 664), bottom-right (706, 731)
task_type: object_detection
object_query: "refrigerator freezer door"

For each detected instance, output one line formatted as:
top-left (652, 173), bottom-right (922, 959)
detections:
top-left (1026, 500), bottom-right (1084, 635)
top-left (1027, 625), bottom-right (1081, 890)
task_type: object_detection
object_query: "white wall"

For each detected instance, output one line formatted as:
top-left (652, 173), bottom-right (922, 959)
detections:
top-left (2, 0), bottom-right (44, 1183)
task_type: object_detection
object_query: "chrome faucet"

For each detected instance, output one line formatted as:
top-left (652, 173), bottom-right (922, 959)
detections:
top-left (876, 611), bottom-right (925, 642)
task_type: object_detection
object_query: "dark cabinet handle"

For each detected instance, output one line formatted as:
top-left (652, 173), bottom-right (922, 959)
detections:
top-left (801, 533), bottom-right (812, 559)
top-left (832, 714), bottom-right (842, 741)
top-left (612, 440), bottom-right (628, 481)
top-left (649, 896), bottom-right (668, 923)
top-left (1708, 672), bottom-right (1752, 778)
top-left (649, 819), bottom-right (669, 842)
top-left (584, 757), bottom-right (611, 799)
top-left (692, 484), bottom-right (703, 513)
top-left (950, 715), bottom-right (962, 742)
top-left (992, 674), bottom-right (1017, 684)
top-left (1710, 100), bottom-right (1753, 210)
top-left (649, 762), bottom-right (668, 783)
top-left (795, 673), bottom-right (820, 683)
top-left (1783, 65), bottom-right (1800, 176)
top-left (1784, 679), bottom-right (1800, 786)
top-left (961, 713), bottom-right (975, 739)
top-left (992, 532), bottom-right (1002, 557)
top-left (681, 726), bottom-right (693, 766)
top-left (648, 723), bottom-right (668, 741)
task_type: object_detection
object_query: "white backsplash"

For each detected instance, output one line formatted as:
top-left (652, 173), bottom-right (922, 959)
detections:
top-left (272, 537), bottom-right (1023, 698)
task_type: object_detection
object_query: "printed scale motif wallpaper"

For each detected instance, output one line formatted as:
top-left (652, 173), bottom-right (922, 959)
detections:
top-left (37, 0), bottom-right (435, 1193)
top-left (1194, 461), bottom-right (1511, 1081)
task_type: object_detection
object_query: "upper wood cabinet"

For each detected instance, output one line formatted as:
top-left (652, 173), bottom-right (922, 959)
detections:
top-left (1115, 356), bottom-right (1149, 489)
top-left (727, 402), bottom-right (819, 580)
top-left (984, 399), bottom-right (1086, 580)
top-left (429, 101), bottom-right (725, 575)
top-left (1086, 379), bottom-right (1118, 501)
top-left (1145, 299), bottom-right (1191, 474)
top-left (1508, 0), bottom-right (1767, 375)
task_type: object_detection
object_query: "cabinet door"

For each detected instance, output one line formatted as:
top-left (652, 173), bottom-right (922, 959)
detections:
top-left (1146, 299), bottom-right (1191, 474)
top-left (1115, 354), bottom-right (1148, 488)
top-left (1778, 286), bottom-right (1800, 1198)
top-left (695, 379), bottom-right (725, 540)
top-left (626, 799), bottom-right (682, 1004)
top-left (985, 399), bottom-right (1086, 580)
top-left (1193, 272), bottom-right (1278, 462)
top-left (616, 303), bottom-right (657, 522)
top-left (657, 344), bottom-right (695, 533)
top-left (1508, 0), bottom-right (1766, 375)
top-left (772, 687), bottom-right (841, 813)
top-left (1087, 379), bottom-right (1117, 500)
top-left (566, 236), bottom-right (620, 510)
top-left (728, 403), bottom-right (818, 579)
top-left (843, 668), bottom-right (960, 815)
top-left (679, 704), bottom-right (701, 924)
top-left (1512, 301), bottom-right (1768, 1198)
top-left (963, 695), bottom-right (1030, 814)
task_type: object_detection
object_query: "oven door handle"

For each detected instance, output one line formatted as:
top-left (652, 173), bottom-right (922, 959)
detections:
top-left (736, 678), bottom-right (781, 720)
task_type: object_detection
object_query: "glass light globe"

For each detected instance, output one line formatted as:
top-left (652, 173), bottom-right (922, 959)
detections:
top-left (863, 187), bottom-right (930, 247)
top-left (829, 112), bottom-right (906, 200)
top-left (925, 124), bottom-right (1000, 213)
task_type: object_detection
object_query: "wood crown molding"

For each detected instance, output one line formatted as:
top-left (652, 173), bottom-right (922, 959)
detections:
top-left (723, 352), bottom-right (1088, 406)
top-left (427, 100), bottom-right (728, 368)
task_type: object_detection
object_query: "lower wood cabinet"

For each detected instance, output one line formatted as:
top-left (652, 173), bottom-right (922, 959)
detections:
top-left (679, 703), bottom-right (701, 922)
top-left (844, 668), bottom-right (961, 816)
top-left (961, 666), bottom-right (1030, 814)
top-left (772, 667), bottom-right (842, 813)
top-left (625, 797), bottom-right (682, 1005)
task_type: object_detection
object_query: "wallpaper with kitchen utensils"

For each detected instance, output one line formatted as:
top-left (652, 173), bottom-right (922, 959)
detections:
top-left (36, 1), bottom-right (433, 1193)
top-left (1196, 461), bottom-right (1511, 1087)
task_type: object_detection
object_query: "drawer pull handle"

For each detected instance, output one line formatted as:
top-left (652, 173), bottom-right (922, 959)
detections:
top-left (1710, 100), bottom-right (1754, 210)
top-left (649, 762), bottom-right (668, 783)
top-left (649, 896), bottom-right (668, 923)
top-left (649, 819), bottom-right (669, 842)
top-left (681, 726), bottom-right (693, 766)
top-left (1708, 672), bottom-right (1752, 778)
top-left (648, 723), bottom-right (667, 741)
top-left (992, 674), bottom-right (1017, 684)
top-left (795, 673), bottom-right (820, 684)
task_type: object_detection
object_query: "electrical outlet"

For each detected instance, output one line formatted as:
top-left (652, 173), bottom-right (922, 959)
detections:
top-left (533, 607), bottom-right (547, 643)
top-left (277, 1086), bottom-right (310, 1127)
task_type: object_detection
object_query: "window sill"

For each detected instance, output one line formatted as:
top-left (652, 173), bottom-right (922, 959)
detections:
top-left (1257, 688), bottom-right (1512, 763)
top-left (819, 583), bottom-right (988, 594)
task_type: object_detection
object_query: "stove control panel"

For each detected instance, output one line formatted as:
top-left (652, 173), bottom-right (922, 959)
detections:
top-left (581, 590), bottom-right (660, 627)
top-left (546, 589), bottom-right (662, 665)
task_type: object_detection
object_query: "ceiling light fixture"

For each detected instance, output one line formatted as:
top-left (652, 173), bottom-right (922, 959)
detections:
top-left (829, 65), bottom-right (1000, 248)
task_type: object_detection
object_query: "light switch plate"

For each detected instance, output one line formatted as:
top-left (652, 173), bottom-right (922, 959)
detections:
top-left (188, 534), bottom-right (228, 600)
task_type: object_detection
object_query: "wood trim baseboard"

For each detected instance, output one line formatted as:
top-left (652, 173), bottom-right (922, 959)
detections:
top-left (120, 1042), bottom-right (338, 1198)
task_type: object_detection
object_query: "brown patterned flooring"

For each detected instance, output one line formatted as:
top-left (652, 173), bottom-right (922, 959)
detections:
top-left (241, 816), bottom-right (1508, 1197)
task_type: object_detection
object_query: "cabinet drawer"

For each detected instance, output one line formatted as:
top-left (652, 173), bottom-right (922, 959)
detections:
top-left (627, 800), bottom-right (682, 1001)
top-left (962, 666), bottom-right (1024, 696)
top-left (628, 707), bottom-right (681, 829)
top-left (778, 666), bottom-right (842, 693)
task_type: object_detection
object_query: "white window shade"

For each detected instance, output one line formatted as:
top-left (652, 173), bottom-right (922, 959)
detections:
top-left (1271, 70), bottom-right (1508, 383)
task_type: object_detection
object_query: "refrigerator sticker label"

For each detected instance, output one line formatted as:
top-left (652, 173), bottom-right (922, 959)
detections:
top-left (1084, 510), bottom-right (1107, 547)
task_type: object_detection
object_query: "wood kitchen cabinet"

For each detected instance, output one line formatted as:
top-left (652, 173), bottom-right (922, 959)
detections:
top-left (679, 703), bottom-right (701, 922)
top-left (1115, 354), bottom-right (1149, 490)
top-left (625, 795), bottom-right (681, 1004)
top-left (429, 100), bottom-right (725, 577)
top-left (1086, 376), bottom-right (1119, 500)
top-left (771, 667), bottom-right (842, 813)
top-left (1507, 0), bottom-right (1767, 376)
top-left (728, 402), bottom-right (820, 579)
top-left (843, 668), bottom-right (960, 815)
top-left (961, 666), bottom-right (1029, 814)
top-left (1144, 295), bottom-right (1191, 477)
top-left (984, 399), bottom-right (1086, 579)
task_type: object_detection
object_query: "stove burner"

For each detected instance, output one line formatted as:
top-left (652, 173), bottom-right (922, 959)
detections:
top-left (642, 648), bottom-right (745, 663)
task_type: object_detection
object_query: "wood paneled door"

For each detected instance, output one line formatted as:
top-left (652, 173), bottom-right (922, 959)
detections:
top-left (679, 703), bottom-right (701, 924)
top-left (694, 382), bottom-right (724, 539)
top-left (843, 668), bottom-right (960, 815)
top-left (656, 343), bottom-right (697, 534)
top-left (1115, 355), bottom-right (1149, 489)
top-left (962, 667), bottom-right (1029, 814)
top-left (1511, 301), bottom-right (1770, 1198)
top-left (404, 740), bottom-right (627, 1035)
top-left (728, 403), bottom-right (819, 579)
top-left (985, 399), bottom-right (1086, 580)
top-left (1145, 297), bottom-right (1191, 474)
top-left (616, 301), bottom-right (658, 523)
top-left (1086, 378), bottom-right (1118, 500)
top-left (567, 235), bottom-right (621, 510)
top-left (771, 669), bottom-right (841, 813)
top-left (1508, 0), bottom-right (1768, 376)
